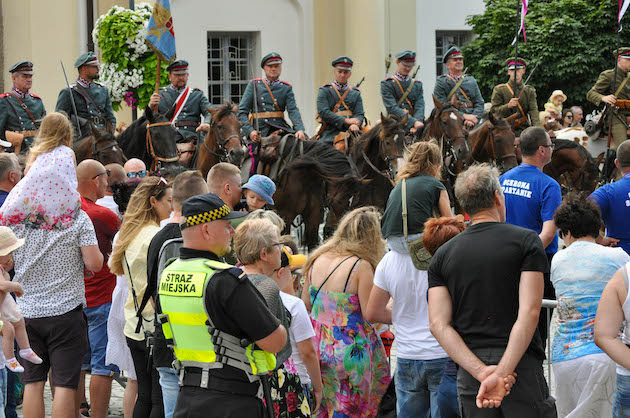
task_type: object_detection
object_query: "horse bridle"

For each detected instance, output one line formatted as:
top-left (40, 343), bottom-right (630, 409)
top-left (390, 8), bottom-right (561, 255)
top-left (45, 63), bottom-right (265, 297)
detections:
top-left (91, 138), bottom-right (127, 163)
top-left (360, 133), bottom-right (402, 187)
top-left (483, 125), bottom-right (517, 169)
top-left (146, 121), bottom-right (180, 170)
top-left (201, 120), bottom-right (242, 161)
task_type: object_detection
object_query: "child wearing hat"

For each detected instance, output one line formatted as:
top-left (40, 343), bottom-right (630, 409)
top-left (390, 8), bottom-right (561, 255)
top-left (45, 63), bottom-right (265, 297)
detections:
top-left (0, 226), bottom-right (42, 372)
top-left (241, 174), bottom-right (276, 212)
top-left (545, 90), bottom-right (567, 115)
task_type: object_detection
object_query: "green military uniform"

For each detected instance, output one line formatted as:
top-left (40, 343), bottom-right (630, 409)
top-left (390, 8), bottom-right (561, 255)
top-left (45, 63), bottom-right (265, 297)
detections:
top-left (238, 52), bottom-right (305, 139)
top-left (158, 60), bottom-right (211, 143)
top-left (586, 47), bottom-right (630, 149)
top-left (490, 57), bottom-right (541, 136)
top-left (316, 56), bottom-right (365, 143)
top-left (381, 50), bottom-right (424, 131)
top-left (433, 46), bottom-right (484, 119)
top-left (55, 52), bottom-right (116, 139)
top-left (0, 61), bottom-right (46, 153)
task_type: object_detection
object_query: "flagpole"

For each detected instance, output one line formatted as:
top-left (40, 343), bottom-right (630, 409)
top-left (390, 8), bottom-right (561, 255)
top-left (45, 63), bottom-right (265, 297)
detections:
top-left (604, 22), bottom-right (622, 183)
top-left (513, 0), bottom-right (520, 96)
top-left (155, 55), bottom-right (162, 94)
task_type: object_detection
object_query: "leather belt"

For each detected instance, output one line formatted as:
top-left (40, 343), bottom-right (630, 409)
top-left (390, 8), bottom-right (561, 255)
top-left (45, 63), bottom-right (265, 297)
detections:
top-left (174, 121), bottom-right (200, 128)
top-left (180, 369), bottom-right (260, 396)
top-left (91, 116), bottom-right (105, 125)
top-left (13, 130), bottom-right (38, 137)
top-left (250, 111), bottom-right (284, 119)
top-left (336, 110), bottom-right (353, 117)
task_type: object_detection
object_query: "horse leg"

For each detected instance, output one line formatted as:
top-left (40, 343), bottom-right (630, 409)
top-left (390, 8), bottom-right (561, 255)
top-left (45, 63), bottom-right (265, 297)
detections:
top-left (304, 194), bottom-right (323, 252)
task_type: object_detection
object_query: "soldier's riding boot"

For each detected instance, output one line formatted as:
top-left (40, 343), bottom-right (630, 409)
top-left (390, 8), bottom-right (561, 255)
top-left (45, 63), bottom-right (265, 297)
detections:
top-left (611, 117), bottom-right (628, 149)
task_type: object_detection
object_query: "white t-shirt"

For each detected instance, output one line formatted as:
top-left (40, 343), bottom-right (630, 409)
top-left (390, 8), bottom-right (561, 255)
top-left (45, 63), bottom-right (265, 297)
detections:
top-left (373, 250), bottom-right (447, 360)
top-left (96, 195), bottom-right (119, 217)
top-left (280, 291), bottom-right (315, 384)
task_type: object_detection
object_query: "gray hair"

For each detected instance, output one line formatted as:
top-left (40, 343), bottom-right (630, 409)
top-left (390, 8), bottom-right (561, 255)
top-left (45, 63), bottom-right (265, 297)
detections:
top-left (233, 218), bottom-right (279, 265)
top-left (570, 105), bottom-right (582, 114)
top-left (454, 164), bottom-right (502, 215)
top-left (246, 209), bottom-right (285, 232)
top-left (0, 153), bottom-right (20, 182)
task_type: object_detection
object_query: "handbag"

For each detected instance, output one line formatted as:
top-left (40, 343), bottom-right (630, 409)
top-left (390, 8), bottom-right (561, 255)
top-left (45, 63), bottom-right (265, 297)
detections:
top-left (402, 178), bottom-right (433, 270)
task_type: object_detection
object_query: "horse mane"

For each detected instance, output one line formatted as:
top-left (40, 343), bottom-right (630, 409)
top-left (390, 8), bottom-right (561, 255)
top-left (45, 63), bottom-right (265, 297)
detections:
top-left (211, 102), bottom-right (237, 123)
top-left (117, 114), bottom-right (147, 148)
top-left (553, 138), bottom-right (595, 165)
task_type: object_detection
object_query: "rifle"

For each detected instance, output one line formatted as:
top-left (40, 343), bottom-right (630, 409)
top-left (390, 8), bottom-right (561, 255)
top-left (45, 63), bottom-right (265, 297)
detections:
top-left (60, 60), bottom-right (82, 139)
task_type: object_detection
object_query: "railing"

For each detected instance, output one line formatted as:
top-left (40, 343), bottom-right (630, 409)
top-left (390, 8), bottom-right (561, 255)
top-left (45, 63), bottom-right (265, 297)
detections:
top-left (542, 298), bottom-right (558, 389)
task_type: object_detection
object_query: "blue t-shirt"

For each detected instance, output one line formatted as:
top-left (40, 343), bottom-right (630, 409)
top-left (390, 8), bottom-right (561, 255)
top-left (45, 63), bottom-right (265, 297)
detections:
top-left (589, 174), bottom-right (630, 254)
top-left (500, 164), bottom-right (562, 254)
top-left (0, 190), bottom-right (8, 207)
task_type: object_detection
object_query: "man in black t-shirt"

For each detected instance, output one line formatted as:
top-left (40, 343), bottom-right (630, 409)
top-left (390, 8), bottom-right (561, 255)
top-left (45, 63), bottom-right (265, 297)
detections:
top-left (428, 164), bottom-right (556, 417)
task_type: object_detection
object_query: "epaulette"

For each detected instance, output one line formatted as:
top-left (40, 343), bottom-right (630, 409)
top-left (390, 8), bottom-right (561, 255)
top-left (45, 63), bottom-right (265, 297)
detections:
top-left (192, 87), bottom-right (202, 92)
top-left (94, 81), bottom-right (104, 87)
top-left (384, 77), bottom-right (393, 81)
top-left (225, 267), bottom-right (248, 282)
top-left (29, 93), bottom-right (41, 99)
top-left (0, 93), bottom-right (9, 98)
top-left (322, 83), bottom-right (331, 88)
top-left (353, 87), bottom-right (360, 91)
top-left (280, 80), bottom-right (292, 86)
top-left (252, 78), bottom-right (263, 81)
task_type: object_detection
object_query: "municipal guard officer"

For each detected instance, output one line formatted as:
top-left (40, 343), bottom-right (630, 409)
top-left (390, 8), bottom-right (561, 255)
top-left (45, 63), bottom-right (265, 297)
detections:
top-left (433, 46), bottom-right (484, 128)
top-left (238, 52), bottom-right (306, 143)
top-left (380, 50), bottom-right (425, 133)
top-left (0, 61), bottom-right (46, 153)
top-left (315, 56), bottom-right (365, 144)
top-left (55, 52), bottom-right (116, 140)
top-left (148, 59), bottom-right (211, 143)
top-left (159, 193), bottom-right (287, 417)
top-left (587, 47), bottom-right (630, 149)
top-left (490, 57), bottom-right (541, 136)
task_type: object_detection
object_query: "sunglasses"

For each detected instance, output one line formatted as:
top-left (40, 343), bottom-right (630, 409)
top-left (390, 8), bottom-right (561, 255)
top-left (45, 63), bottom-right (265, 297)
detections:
top-left (540, 143), bottom-right (555, 149)
top-left (127, 170), bottom-right (147, 178)
top-left (92, 169), bottom-right (111, 179)
top-left (566, 115), bottom-right (573, 119)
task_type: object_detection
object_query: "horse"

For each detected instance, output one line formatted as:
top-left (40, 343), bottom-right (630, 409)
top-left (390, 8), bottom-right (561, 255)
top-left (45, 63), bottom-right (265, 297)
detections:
top-left (196, 102), bottom-right (245, 179)
top-left (117, 106), bottom-right (181, 175)
top-left (468, 113), bottom-right (518, 174)
top-left (74, 124), bottom-right (127, 166)
top-left (543, 138), bottom-right (600, 195)
top-left (348, 113), bottom-right (407, 211)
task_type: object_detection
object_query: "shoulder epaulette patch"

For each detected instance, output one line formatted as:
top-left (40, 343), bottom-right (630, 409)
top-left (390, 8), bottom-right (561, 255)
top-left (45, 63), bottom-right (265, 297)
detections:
top-left (193, 87), bottom-right (202, 92)
top-left (0, 93), bottom-right (9, 98)
top-left (280, 80), bottom-right (292, 86)
top-left (226, 267), bottom-right (247, 282)
top-left (353, 87), bottom-right (360, 91)
top-left (252, 78), bottom-right (262, 81)
top-left (29, 93), bottom-right (41, 99)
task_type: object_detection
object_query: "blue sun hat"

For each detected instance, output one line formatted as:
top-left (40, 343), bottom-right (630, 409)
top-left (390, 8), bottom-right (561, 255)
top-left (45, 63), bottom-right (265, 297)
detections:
top-left (242, 175), bottom-right (276, 206)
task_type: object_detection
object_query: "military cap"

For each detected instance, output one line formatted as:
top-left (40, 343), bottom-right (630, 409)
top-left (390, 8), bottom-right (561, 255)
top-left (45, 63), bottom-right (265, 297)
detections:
top-left (505, 57), bottom-right (527, 69)
top-left (442, 46), bottom-right (463, 63)
top-left (261, 52), bottom-right (283, 68)
top-left (180, 193), bottom-right (247, 229)
top-left (332, 56), bottom-right (353, 69)
top-left (395, 50), bottom-right (416, 63)
top-left (8, 61), bottom-right (33, 75)
top-left (74, 52), bottom-right (99, 68)
top-left (615, 47), bottom-right (630, 59)
top-left (166, 59), bottom-right (189, 74)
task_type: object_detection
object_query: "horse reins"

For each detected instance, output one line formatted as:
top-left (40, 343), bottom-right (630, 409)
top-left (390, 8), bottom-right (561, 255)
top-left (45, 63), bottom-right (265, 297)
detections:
top-left (481, 124), bottom-right (516, 168)
top-left (91, 138), bottom-right (127, 163)
top-left (146, 121), bottom-right (180, 170)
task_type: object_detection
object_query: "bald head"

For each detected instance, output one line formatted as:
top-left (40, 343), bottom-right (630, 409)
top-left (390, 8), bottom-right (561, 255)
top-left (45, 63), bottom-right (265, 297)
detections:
top-left (106, 163), bottom-right (126, 186)
top-left (617, 140), bottom-right (630, 171)
top-left (77, 159), bottom-right (108, 201)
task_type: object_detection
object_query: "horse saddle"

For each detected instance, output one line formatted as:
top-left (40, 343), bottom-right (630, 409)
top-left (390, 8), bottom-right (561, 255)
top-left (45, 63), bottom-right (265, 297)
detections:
top-left (259, 134), bottom-right (284, 163)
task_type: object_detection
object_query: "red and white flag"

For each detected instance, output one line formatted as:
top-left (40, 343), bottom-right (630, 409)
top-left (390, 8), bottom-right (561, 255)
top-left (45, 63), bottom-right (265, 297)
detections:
top-left (512, 0), bottom-right (528, 45)
top-left (620, 0), bottom-right (630, 23)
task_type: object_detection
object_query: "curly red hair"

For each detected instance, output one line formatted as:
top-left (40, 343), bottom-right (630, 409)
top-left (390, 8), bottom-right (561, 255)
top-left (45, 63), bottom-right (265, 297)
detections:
top-left (423, 216), bottom-right (467, 256)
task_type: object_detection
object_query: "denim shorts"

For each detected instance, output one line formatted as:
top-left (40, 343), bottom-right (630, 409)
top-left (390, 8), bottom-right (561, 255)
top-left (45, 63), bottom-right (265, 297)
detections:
top-left (614, 373), bottom-right (630, 417)
top-left (82, 303), bottom-right (119, 377)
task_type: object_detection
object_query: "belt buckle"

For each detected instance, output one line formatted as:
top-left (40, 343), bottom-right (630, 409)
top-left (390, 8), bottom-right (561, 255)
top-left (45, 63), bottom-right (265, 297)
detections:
top-left (92, 116), bottom-right (102, 125)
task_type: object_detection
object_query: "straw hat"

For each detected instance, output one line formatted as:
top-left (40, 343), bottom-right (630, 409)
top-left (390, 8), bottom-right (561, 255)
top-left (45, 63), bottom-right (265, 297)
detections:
top-left (550, 90), bottom-right (567, 102)
top-left (0, 226), bottom-right (24, 256)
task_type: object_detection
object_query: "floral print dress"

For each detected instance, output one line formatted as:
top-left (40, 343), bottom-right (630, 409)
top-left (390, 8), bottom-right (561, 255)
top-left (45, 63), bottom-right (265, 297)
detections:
top-left (309, 284), bottom-right (391, 417)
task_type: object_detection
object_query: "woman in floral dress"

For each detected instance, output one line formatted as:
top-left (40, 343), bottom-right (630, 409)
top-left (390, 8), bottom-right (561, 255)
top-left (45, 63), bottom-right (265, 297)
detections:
top-left (302, 207), bottom-right (391, 417)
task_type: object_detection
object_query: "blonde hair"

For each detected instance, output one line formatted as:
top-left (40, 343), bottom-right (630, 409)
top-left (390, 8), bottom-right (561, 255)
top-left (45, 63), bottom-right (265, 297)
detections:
top-left (109, 177), bottom-right (172, 275)
top-left (247, 209), bottom-right (285, 232)
top-left (27, 112), bottom-right (73, 166)
top-left (396, 140), bottom-right (442, 182)
top-left (233, 218), bottom-right (279, 265)
top-left (304, 206), bottom-right (385, 273)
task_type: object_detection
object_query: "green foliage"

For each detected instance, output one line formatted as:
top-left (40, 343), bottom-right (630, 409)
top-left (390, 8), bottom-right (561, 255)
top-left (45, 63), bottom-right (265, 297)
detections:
top-left (462, 0), bottom-right (630, 112)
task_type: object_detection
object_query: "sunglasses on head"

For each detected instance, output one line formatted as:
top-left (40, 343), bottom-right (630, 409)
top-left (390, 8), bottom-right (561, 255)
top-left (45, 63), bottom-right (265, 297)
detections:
top-left (92, 169), bottom-right (111, 179)
top-left (127, 170), bottom-right (147, 178)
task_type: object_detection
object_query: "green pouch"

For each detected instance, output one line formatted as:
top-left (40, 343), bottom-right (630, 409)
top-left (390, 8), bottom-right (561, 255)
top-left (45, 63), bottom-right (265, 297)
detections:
top-left (402, 179), bottom-right (433, 271)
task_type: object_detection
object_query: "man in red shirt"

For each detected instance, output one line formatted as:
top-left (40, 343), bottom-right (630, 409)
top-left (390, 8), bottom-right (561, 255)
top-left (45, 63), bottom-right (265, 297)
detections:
top-left (76, 159), bottom-right (121, 418)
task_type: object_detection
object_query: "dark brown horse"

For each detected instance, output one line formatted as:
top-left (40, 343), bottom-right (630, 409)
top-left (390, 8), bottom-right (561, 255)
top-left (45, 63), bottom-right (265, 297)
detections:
top-left (422, 96), bottom-right (470, 164)
top-left (468, 113), bottom-right (518, 173)
top-left (543, 139), bottom-right (599, 195)
top-left (196, 102), bottom-right (245, 179)
top-left (74, 124), bottom-right (127, 165)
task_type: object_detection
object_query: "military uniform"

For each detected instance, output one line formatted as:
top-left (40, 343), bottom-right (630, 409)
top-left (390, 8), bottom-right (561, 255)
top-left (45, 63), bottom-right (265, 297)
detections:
top-left (0, 61), bottom-right (46, 153)
top-left (381, 50), bottom-right (424, 131)
top-left (238, 52), bottom-right (305, 139)
top-left (316, 56), bottom-right (365, 143)
top-left (55, 52), bottom-right (116, 139)
top-left (490, 57), bottom-right (541, 136)
top-left (157, 60), bottom-right (211, 143)
top-left (586, 47), bottom-right (630, 149)
top-left (434, 46), bottom-right (484, 119)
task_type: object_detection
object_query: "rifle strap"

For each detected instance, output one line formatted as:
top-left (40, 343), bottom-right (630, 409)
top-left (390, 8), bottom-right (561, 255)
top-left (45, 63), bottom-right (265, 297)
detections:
top-left (392, 78), bottom-right (415, 113)
top-left (9, 93), bottom-right (38, 125)
top-left (504, 83), bottom-right (528, 121)
top-left (73, 84), bottom-right (105, 116)
top-left (446, 75), bottom-right (469, 103)
top-left (2, 96), bottom-right (25, 131)
top-left (614, 72), bottom-right (630, 97)
top-left (262, 80), bottom-right (281, 111)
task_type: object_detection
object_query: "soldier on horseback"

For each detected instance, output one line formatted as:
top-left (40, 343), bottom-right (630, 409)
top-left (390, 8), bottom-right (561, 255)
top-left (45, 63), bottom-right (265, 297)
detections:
top-left (237, 52), bottom-right (306, 143)
top-left (380, 50), bottom-right (425, 134)
top-left (490, 57), bottom-right (541, 136)
top-left (433, 46), bottom-right (484, 129)
top-left (586, 47), bottom-right (630, 150)
top-left (55, 52), bottom-right (116, 141)
top-left (315, 56), bottom-right (365, 147)
top-left (0, 61), bottom-right (46, 154)
top-left (148, 59), bottom-right (211, 144)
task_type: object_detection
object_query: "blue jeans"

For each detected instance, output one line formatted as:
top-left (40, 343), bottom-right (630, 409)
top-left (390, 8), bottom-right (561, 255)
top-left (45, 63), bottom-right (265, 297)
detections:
top-left (395, 357), bottom-right (458, 418)
top-left (157, 367), bottom-right (179, 418)
top-left (84, 303), bottom-right (119, 376)
top-left (0, 367), bottom-right (8, 418)
top-left (614, 373), bottom-right (630, 417)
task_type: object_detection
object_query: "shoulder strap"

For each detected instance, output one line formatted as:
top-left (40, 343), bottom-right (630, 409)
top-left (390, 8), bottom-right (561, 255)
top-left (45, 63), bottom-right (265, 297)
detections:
top-left (262, 80), bottom-right (281, 111)
top-left (331, 84), bottom-right (352, 112)
top-left (342, 258), bottom-right (361, 292)
top-left (446, 75), bottom-right (466, 102)
top-left (124, 254), bottom-right (147, 334)
top-left (392, 78), bottom-right (415, 112)
top-left (74, 84), bottom-right (105, 116)
top-left (311, 255), bottom-right (355, 305)
top-left (402, 179), bottom-right (408, 241)
top-left (615, 73), bottom-right (630, 97)
top-left (503, 83), bottom-right (527, 120)
top-left (9, 93), bottom-right (38, 125)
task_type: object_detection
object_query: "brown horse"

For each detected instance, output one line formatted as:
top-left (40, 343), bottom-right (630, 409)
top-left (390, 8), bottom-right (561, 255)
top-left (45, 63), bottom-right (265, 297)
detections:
top-left (196, 102), bottom-right (244, 179)
top-left (74, 124), bottom-right (127, 166)
top-left (543, 139), bottom-right (599, 195)
top-left (422, 96), bottom-right (470, 164)
top-left (468, 113), bottom-right (518, 174)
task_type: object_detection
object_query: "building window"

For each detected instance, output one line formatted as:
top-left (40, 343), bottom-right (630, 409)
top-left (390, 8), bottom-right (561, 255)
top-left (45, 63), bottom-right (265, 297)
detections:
top-left (207, 32), bottom-right (257, 105)
top-left (435, 31), bottom-right (473, 76)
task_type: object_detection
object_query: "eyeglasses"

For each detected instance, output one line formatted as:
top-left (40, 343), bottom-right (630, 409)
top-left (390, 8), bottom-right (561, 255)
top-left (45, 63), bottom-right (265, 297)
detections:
top-left (92, 169), bottom-right (111, 179)
top-left (540, 143), bottom-right (554, 149)
top-left (126, 170), bottom-right (147, 178)
top-left (566, 115), bottom-right (573, 119)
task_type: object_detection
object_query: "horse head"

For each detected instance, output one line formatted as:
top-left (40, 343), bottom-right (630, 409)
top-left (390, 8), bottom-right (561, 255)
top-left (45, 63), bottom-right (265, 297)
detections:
top-left (144, 105), bottom-right (180, 173)
top-left (486, 112), bottom-right (518, 173)
top-left (205, 102), bottom-right (244, 167)
top-left (90, 124), bottom-right (127, 166)
top-left (431, 96), bottom-right (470, 162)
top-left (376, 113), bottom-right (406, 180)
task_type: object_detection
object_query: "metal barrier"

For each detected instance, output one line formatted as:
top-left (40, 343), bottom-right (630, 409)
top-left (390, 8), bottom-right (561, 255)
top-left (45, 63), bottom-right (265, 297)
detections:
top-left (542, 298), bottom-right (558, 390)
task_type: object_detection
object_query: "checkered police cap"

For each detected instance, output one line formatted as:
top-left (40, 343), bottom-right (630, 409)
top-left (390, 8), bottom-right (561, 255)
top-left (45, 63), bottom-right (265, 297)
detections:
top-left (180, 193), bottom-right (247, 229)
